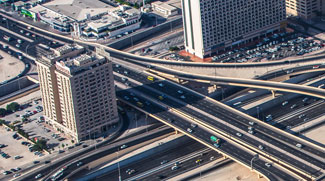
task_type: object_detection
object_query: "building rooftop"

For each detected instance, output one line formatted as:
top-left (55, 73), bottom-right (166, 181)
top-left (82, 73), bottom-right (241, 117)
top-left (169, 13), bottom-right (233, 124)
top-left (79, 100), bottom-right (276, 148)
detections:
top-left (152, 1), bottom-right (177, 11)
top-left (42, 0), bottom-right (113, 22)
top-left (13, 1), bottom-right (25, 6)
top-left (56, 52), bottom-right (106, 75)
top-left (87, 15), bottom-right (119, 30)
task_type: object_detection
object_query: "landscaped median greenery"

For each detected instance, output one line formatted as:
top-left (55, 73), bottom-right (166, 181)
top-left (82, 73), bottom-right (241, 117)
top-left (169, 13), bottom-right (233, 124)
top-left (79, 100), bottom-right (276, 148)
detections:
top-left (169, 46), bottom-right (180, 51)
top-left (0, 108), bottom-right (6, 117)
top-left (6, 102), bottom-right (20, 112)
top-left (0, 119), bottom-right (49, 153)
top-left (114, 0), bottom-right (153, 9)
top-left (0, 102), bottom-right (21, 117)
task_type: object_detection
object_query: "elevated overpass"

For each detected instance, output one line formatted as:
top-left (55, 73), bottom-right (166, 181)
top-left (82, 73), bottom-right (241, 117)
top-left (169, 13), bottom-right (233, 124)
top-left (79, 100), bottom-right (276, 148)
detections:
top-left (147, 65), bottom-right (325, 99)
top-left (112, 64), bottom-right (325, 180)
top-left (114, 86), bottom-right (301, 181)
top-left (3, 12), bottom-right (325, 180)
top-left (110, 57), bottom-right (325, 99)
top-left (2, 10), bottom-right (325, 78)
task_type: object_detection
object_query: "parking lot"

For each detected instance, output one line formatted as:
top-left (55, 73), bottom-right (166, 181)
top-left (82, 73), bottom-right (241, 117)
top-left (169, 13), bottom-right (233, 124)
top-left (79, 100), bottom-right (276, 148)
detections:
top-left (0, 125), bottom-right (43, 173)
top-left (0, 99), bottom-right (74, 175)
top-left (210, 31), bottom-right (324, 63)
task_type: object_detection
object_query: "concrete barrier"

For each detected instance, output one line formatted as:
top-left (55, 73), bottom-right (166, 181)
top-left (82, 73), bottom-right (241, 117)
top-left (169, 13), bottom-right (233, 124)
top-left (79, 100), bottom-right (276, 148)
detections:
top-left (107, 17), bottom-right (182, 50)
top-left (0, 77), bottom-right (36, 97)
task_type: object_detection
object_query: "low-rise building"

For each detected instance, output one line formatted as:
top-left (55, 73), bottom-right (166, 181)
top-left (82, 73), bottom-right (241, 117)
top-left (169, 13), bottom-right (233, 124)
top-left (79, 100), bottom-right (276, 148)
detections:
top-left (82, 6), bottom-right (141, 38)
top-left (151, 1), bottom-right (178, 17)
top-left (29, 0), bottom-right (141, 37)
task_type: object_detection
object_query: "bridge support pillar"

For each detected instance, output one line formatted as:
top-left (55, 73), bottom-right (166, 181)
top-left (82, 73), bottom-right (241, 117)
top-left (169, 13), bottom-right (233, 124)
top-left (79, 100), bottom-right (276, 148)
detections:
top-left (175, 129), bottom-right (179, 134)
top-left (223, 155), bottom-right (227, 159)
top-left (258, 174), bottom-right (263, 178)
top-left (271, 90), bottom-right (276, 98)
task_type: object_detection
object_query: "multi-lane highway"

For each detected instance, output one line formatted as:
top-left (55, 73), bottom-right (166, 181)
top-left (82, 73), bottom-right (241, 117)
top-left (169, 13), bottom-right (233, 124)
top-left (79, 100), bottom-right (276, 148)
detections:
top-left (112, 63), bottom-right (324, 179)
top-left (1, 11), bottom-right (324, 180)
top-left (1, 11), bottom-right (325, 99)
top-left (17, 124), bottom-right (173, 181)
top-left (112, 86), bottom-right (298, 181)
top-left (89, 139), bottom-right (210, 180)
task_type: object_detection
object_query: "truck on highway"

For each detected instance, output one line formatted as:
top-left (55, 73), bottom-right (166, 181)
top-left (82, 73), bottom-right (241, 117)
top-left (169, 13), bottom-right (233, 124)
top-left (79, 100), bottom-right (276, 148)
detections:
top-left (3, 35), bottom-right (11, 41)
top-left (210, 136), bottom-right (221, 144)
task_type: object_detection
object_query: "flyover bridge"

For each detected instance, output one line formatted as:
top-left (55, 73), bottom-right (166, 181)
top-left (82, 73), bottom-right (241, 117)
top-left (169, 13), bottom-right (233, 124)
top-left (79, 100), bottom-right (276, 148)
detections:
top-left (5, 11), bottom-right (325, 99)
top-left (112, 63), bottom-right (325, 180)
top-left (3, 13), bottom-right (324, 181)
top-left (148, 65), bottom-right (325, 99)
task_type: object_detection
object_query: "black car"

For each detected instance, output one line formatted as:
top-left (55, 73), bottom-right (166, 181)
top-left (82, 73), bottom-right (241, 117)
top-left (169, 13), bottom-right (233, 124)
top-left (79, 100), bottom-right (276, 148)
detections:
top-left (33, 161), bottom-right (40, 164)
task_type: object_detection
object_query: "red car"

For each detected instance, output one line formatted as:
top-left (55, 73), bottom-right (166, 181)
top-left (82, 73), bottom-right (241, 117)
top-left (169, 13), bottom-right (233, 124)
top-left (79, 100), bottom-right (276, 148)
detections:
top-left (313, 65), bottom-right (320, 69)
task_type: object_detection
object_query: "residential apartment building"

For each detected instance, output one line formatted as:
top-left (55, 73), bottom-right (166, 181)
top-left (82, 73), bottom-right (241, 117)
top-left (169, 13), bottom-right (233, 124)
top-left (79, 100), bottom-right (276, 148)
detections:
top-left (181, 0), bottom-right (287, 58)
top-left (286, 0), bottom-right (325, 19)
top-left (36, 44), bottom-right (118, 141)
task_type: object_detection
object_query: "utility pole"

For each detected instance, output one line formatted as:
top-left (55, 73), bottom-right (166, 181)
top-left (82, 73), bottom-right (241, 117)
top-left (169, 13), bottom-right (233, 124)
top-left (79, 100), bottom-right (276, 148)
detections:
top-left (117, 148), bottom-right (122, 181)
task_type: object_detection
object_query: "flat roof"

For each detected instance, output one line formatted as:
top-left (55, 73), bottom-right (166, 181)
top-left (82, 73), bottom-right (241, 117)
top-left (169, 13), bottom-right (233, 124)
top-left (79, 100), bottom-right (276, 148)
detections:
top-left (152, 1), bottom-right (178, 11)
top-left (42, 0), bottom-right (113, 22)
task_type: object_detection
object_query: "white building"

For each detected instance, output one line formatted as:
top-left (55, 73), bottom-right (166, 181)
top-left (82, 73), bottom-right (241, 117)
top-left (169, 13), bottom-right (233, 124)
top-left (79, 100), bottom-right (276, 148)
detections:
top-left (83, 6), bottom-right (141, 38)
top-left (151, 1), bottom-right (178, 17)
top-left (30, 0), bottom-right (141, 37)
top-left (181, 0), bottom-right (287, 58)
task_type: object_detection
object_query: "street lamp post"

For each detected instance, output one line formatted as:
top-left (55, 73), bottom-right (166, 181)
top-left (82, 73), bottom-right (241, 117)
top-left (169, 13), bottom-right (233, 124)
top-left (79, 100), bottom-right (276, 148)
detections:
top-left (250, 154), bottom-right (259, 171)
top-left (145, 114), bottom-right (148, 133)
top-left (94, 132), bottom-right (97, 150)
top-left (117, 148), bottom-right (122, 181)
top-left (88, 130), bottom-right (91, 143)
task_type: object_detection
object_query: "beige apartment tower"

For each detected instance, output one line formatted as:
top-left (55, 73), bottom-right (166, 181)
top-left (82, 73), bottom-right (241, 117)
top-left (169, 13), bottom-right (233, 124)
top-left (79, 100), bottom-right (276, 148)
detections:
top-left (286, 0), bottom-right (325, 19)
top-left (181, 0), bottom-right (287, 58)
top-left (36, 44), bottom-right (118, 141)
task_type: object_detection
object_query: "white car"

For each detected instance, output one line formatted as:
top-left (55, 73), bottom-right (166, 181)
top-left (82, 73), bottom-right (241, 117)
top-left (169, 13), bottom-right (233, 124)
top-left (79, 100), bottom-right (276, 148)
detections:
top-left (248, 121), bottom-right (255, 126)
top-left (35, 173), bottom-right (42, 179)
top-left (258, 145), bottom-right (264, 150)
top-left (191, 123), bottom-right (197, 128)
top-left (236, 132), bottom-right (242, 137)
top-left (296, 143), bottom-right (303, 148)
top-left (187, 128), bottom-right (193, 133)
top-left (120, 145), bottom-right (127, 149)
top-left (265, 162), bottom-right (272, 168)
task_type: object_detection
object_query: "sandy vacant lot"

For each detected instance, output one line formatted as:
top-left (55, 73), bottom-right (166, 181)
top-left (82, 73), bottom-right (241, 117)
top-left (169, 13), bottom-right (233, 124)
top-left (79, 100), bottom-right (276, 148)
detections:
top-left (0, 50), bottom-right (25, 82)
top-left (193, 162), bottom-right (267, 181)
top-left (304, 125), bottom-right (325, 145)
